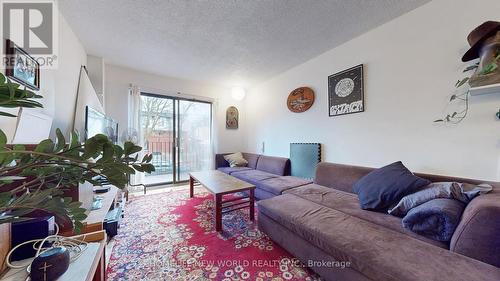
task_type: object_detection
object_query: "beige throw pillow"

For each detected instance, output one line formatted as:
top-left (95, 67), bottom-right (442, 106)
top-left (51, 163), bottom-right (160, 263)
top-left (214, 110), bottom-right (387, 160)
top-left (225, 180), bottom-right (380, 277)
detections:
top-left (223, 152), bottom-right (248, 167)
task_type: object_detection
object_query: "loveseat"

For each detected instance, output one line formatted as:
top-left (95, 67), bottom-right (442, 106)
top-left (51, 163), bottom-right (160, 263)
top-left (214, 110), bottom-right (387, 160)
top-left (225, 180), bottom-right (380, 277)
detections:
top-left (257, 162), bottom-right (500, 281)
top-left (215, 152), bottom-right (312, 200)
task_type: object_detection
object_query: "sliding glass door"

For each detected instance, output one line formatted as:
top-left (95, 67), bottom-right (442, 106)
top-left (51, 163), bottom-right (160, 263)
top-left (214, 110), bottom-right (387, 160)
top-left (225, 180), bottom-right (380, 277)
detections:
top-left (177, 100), bottom-right (212, 181)
top-left (140, 94), bottom-right (175, 185)
top-left (140, 93), bottom-right (212, 185)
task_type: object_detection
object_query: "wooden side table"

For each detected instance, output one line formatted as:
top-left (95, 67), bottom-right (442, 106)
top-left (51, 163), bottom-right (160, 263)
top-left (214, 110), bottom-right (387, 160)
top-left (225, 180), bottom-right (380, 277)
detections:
top-left (61, 186), bottom-right (118, 236)
top-left (1, 230), bottom-right (107, 281)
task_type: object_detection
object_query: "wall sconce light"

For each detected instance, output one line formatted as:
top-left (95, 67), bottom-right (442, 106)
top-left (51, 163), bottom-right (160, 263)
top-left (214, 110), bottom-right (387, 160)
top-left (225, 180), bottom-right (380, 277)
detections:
top-left (231, 87), bottom-right (246, 101)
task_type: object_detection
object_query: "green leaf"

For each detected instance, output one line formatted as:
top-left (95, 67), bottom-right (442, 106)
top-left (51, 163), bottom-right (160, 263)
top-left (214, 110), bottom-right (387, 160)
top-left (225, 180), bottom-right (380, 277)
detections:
top-left (141, 163), bottom-right (155, 173)
top-left (113, 145), bottom-right (123, 158)
top-left (74, 221), bottom-right (84, 234)
top-left (479, 62), bottom-right (498, 75)
top-left (0, 192), bottom-right (12, 206)
top-left (101, 143), bottom-right (114, 160)
top-left (0, 73), bottom-right (5, 84)
top-left (13, 144), bottom-right (26, 159)
top-left (55, 128), bottom-right (66, 151)
top-left (449, 95), bottom-right (456, 101)
top-left (0, 129), bottom-right (7, 147)
top-left (123, 142), bottom-right (133, 155)
top-left (83, 139), bottom-right (100, 158)
top-left (455, 77), bottom-right (469, 88)
top-left (0, 176), bottom-right (26, 182)
top-left (0, 100), bottom-right (43, 108)
top-left (463, 63), bottom-right (479, 72)
top-left (35, 139), bottom-right (55, 153)
top-left (93, 134), bottom-right (109, 144)
top-left (132, 164), bottom-right (144, 172)
top-left (0, 111), bottom-right (17, 117)
top-left (69, 131), bottom-right (79, 149)
top-left (7, 81), bottom-right (15, 98)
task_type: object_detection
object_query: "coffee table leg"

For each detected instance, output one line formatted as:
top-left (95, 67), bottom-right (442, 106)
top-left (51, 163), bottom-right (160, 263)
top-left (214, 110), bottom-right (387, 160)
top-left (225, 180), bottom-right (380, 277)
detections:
top-left (215, 194), bottom-right (222, 232)
top-left (249, 189), bottom-right (255, 221)
top-left (189, 176), bottom-right (194, 198)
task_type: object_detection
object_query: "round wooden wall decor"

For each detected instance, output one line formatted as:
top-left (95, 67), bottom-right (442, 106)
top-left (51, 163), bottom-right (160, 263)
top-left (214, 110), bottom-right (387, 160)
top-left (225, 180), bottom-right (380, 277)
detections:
top-left (287, 87), bottom-right (315, 113)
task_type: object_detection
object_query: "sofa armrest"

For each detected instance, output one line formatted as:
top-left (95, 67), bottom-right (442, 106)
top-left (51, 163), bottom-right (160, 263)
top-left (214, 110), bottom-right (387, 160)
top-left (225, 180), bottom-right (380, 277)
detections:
top-left (215, 153), bottom-right (230, 169)
top-left (450, 192), bottom-right (500, 267)
top-left (256, 155), bottom-right (291, 176)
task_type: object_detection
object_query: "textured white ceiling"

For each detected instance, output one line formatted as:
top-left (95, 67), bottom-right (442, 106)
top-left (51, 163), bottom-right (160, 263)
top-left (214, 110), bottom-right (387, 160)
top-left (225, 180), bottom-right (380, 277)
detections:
top-left (59, 0), bottom-right (430, 87)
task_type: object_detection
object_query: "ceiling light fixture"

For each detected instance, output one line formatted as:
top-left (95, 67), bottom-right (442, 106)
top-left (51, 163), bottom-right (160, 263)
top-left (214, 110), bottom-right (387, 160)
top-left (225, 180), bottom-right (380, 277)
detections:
top-left (231, 87), bottom-right (246, 101)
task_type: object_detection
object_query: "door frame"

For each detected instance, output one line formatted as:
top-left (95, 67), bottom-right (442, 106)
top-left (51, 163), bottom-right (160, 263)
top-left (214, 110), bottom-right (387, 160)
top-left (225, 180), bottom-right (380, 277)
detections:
top-left (140, 92), bottom-right (213, 186)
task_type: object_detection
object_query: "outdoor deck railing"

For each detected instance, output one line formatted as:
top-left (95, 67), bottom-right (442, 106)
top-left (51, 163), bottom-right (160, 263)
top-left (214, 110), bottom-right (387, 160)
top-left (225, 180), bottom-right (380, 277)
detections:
top-left (144, 140), bottom-right (210, 177)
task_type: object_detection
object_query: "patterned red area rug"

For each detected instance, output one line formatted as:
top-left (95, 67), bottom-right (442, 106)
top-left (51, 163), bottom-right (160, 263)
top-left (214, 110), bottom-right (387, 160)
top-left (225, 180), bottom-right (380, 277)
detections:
top-left (106, 188), bottom-right (320, 280)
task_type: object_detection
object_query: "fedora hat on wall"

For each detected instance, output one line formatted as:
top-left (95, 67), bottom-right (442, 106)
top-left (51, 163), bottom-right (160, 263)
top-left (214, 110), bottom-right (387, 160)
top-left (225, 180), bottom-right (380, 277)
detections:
top-left (462, 21), bottom-right (500, 62)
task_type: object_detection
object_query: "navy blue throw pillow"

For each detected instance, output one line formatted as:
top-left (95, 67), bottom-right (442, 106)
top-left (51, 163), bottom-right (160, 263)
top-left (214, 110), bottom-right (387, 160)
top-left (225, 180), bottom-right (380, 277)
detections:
top-left (353, 161), bottom-right (431, 211)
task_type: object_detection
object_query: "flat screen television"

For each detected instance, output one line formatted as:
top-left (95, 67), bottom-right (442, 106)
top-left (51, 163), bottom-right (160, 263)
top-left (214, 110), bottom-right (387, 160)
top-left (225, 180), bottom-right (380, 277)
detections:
top-left (85, 106), bottom-right (118, 143)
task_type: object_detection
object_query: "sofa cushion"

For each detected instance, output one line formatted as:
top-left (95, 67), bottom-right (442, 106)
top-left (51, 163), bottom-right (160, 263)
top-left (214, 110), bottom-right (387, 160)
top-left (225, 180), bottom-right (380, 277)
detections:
top-left (256, 155), bottom-right (290, 176)
top-left (242, 153), bottom-right (260, 169)
top-left (255, 188), bottom-right (276, 200)
top-left (353, 161), bottom-right (431, 211)
top-left (258, 213), bottom-right (372, 281)
top-left (314, 162), bottom-right (373, 193)
top-left (231, 169), bottom-right (278, 185)
top-left (258, 194), bottom-right (500, 281)
top-left (286, 183), bottom-right (446, 248)
top-left (217, 167), bottom-right (252, 175)
top-left (257, 176), bottom-right (312, 195)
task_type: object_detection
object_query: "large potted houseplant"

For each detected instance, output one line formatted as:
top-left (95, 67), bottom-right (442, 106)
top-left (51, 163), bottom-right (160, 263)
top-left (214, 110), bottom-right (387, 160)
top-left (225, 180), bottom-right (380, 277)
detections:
top-left (0, 72), bottom-right (154, 232)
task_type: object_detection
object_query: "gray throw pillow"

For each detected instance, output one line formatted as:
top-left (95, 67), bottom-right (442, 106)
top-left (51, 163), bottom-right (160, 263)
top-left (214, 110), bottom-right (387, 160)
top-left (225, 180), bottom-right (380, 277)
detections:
top-left (223, 152), bottom-right (248, 167)
top-left (388, 182), bottom-right (492, 217)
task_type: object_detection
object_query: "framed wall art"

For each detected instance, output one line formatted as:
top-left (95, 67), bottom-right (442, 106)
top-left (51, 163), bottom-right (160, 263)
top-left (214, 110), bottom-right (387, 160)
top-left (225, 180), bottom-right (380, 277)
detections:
top-left (287, 87), bottom-right (315, 113)
top-left (328, 64), bottom-right (364, 117)
top-left (226, 106), bottom-right (239, 129)
top-left (5, 39), bottom-right (40, 90)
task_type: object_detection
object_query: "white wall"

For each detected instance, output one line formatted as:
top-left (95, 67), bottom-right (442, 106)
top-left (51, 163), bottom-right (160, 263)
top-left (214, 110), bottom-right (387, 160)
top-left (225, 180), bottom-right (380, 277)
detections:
top-left (246, 0), bottom-right (500, 181)
top-left (0, 13), bottom-right (87, 141)
top-left (104, 64), bottom-right (247, 154)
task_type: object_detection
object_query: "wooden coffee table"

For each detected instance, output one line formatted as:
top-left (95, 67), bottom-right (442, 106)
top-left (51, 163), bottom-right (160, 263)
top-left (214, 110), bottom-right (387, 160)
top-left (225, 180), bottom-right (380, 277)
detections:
top-left (189, 170), bottom-right (255, 232)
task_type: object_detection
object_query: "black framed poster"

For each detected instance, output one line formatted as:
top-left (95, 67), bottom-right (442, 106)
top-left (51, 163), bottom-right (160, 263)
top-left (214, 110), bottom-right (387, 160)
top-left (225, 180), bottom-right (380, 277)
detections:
top-left (328, 64), bottom-right (364, 117)
top-left (5, 39), bottom-right (40, 90)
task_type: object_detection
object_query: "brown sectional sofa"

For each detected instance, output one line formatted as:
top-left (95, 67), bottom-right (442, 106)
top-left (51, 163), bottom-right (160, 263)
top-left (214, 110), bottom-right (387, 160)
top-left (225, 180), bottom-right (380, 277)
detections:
top-left (257, 162), bottom-right (500, 281)
top-left (215, 153), bottom-right (312, 200)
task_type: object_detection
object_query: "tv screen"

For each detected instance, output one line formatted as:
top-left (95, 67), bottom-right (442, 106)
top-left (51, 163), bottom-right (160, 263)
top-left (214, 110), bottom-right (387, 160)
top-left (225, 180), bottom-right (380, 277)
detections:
top-left (85, 106), bottom-right (118, 143)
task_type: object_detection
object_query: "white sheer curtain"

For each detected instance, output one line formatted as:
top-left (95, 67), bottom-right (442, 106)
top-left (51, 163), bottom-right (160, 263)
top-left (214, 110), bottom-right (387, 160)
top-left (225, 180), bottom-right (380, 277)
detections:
top-left (128, 85), bottom-right (145, 185)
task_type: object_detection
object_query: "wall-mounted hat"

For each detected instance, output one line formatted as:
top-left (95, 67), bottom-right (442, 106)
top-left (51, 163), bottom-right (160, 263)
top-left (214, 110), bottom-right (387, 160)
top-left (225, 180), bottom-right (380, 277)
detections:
top-left (462, 21), bottom-right (500, 62)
